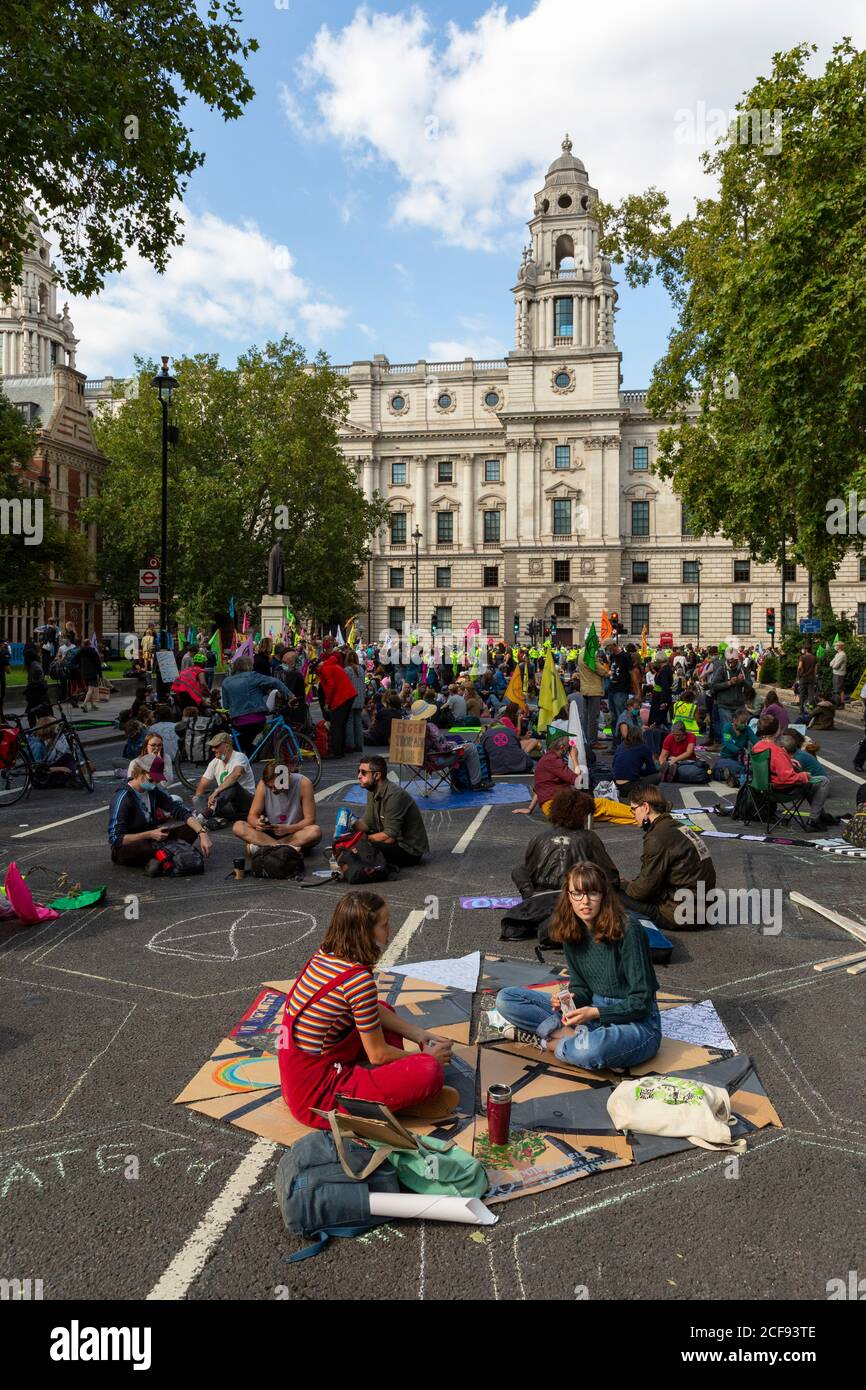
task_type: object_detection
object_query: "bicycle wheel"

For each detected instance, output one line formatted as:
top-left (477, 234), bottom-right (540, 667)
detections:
top-left (175, 749), bottom-right (206, 794)
top-left (66, 728), bottom-right (94, 792)
top-left (276, 729), bottom-right (322, 787)
top-left (0, 750), bottom-right (33, 806)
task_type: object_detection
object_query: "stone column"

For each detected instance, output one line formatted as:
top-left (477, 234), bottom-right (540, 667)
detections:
top-left (505, 442), bottom-right (520, 543)
top-left (414, 455), bottom-right (428, 545)
top-left (462, 454), bottom-right (475, 550)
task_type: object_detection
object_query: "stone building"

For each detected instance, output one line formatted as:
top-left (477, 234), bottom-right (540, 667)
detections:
top-left (0, 217), bottom-right (106, 643)
top-left (336, 139), bottom-right (866, 644)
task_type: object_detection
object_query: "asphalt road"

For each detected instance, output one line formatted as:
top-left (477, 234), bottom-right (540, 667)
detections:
top-left (2, 715), bottom-right (865, 1303)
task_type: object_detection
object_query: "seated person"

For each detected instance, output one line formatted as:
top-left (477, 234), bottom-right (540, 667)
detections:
top-left (513, 737), bottom-right (637, 824)
top-left (752, 714), bottom-right (832, 828)
top-left (194, 730), bottom-right (256, 826)
top-left (444, 684), bottom-right (467, 724)
top-left (482, 717), bottom-right (534, 775)
top-left (497, 701), bottom-right (541, 756)
top-left (615, 695), bottom-right (644, 742)
top-left (658, 720), bottom-right (697, 780)
top-left (807, 698), bottom-right (836, 732)
top-left (147, 703), bottom-right (180, 769)
top-left (364, 691), bottom-right (403, 746)
top-left (277, 890), bottom-right (455, 1128)
top-left (108, 754), bottom-right (212, 873)
top-left (232, 756), bottom-right (322, 856)
top-left (353, 755), bottom-right (429, 867)
top-left (408, 699), bottom-right (493, 789)
top-left (28, 716), bottom-right (76, 787)
top-left (761, 689), bottom-right (790, 732)
top-left (122, 719), bottom-right (146, 761)
top-left (619, 782), bottom-right (716, 928)
top-left (778, 728), bottom-right (826, 777)
top-left (512, 788), bottom-right (621, 899)
top-left (141, 729), bottom-right (175, 784)
top-left (494, 862), bottom-right (661, 1071)
top-left (612, 724), bottom-right (659, 797)
top-left (713, 709), bottom-right (755, 787)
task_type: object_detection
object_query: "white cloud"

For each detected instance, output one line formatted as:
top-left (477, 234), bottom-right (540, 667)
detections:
top-left (427, 335), bottom-right (506, 361)
top-left (67, 207), bottom-right (345, 376)
top-left (288, 0), bottom-right (866, 250)
top-left (356, 321), bottom-right (377, 340)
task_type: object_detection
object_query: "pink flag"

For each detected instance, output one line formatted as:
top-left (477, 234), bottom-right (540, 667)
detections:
top-left (241, 611), bottom-right (250, 633)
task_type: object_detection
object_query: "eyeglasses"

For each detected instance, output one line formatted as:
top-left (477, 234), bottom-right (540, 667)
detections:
top-left (568, 889), bottom-right (602, 900)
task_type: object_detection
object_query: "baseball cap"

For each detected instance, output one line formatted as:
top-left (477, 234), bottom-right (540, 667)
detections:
top-left (131, 753), bottom-right (167, 783)
top-left (409, 699), bottom-right (438, 720)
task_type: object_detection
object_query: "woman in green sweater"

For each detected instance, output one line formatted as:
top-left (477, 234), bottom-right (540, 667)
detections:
top-left (494, 861), bottom-right (662, 1070)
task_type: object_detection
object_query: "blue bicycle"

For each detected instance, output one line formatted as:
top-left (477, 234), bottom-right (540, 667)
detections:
top-left (175, 707), bottom-right (322, 793)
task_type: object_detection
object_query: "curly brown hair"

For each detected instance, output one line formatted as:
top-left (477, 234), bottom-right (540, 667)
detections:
top-left (320, 891), bottom-right (387, 970)
top-left (547, 862), bottom-right (625, 945)
top-left (549, 788), bottom-right (595, 830)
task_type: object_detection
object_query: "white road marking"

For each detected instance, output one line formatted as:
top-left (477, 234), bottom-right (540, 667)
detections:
top-left (11, 805), bottom-right (108, 838)
top-left (314, 779), bottom-right (355, 802)
top-left (452, 804), bottom-right (492, 854)
top-left (816, 756), bottom-right (862, 785)
top-left (379, 908), bottom-right (427, 968)
top-left (678, 788), bottom-right (714, 831)
top-left (146, 1137), bottom-right (277, 1300)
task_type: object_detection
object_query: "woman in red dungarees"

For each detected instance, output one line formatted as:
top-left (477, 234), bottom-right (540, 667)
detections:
top-left (278, 891), bottom-right (455, 1128)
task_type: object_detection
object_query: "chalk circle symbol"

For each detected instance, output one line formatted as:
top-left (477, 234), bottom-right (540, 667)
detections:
top-left (146, 907), bottom-right (317, 963)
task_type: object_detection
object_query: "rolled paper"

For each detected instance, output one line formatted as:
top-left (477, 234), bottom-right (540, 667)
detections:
top-left (368, 1193), bottom-right (498, 1225)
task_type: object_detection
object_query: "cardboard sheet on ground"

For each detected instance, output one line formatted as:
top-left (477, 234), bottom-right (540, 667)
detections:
top-left (660, 999), bottom-right (737, 1055)
top-left (388, 951), bottom-right (481, 994)
top-left (263, 969), bottom-right (474, 1046)
top-left (480, 955), bottom-right (564, 991)
top-left (342, 781), bottom-right (530, 810)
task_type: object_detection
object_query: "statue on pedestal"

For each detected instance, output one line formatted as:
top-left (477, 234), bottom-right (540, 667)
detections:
top-left (267, 538), bottom-right (285, 596)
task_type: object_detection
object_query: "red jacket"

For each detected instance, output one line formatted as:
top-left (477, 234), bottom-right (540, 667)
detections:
top-left (752, 738), bottom-right (808, 787)
top-left (317, 654), bottom-right (356, 711)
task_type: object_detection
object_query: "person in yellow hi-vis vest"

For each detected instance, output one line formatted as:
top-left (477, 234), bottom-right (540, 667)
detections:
top-left (671, 696), bottom-right (701, 735)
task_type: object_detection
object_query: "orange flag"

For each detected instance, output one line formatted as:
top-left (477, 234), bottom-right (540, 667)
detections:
top-left (600, 610), bottom-right (613, 643)
top-left (503, 663), bottom-right (526, 711)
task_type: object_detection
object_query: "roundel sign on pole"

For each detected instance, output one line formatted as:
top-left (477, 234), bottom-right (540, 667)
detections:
top-left (139, 568), bottom-right (160, 603)
top-left (146, 555), bottom-right (160, 570)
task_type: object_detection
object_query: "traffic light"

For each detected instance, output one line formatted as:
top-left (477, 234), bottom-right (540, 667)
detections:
top-left (766, 607), bottom-right (776, 635)
top-left (513, 611), bottom-right (519, 639)
top-left (550, 618), bottom-right (557, 638)
top-left (611, 610), bottom-right (625, 636)
top-left (431, 610), bottom-right (438, 635)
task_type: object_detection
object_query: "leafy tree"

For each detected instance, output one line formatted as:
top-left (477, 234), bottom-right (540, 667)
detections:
top-left (83, 339), bottom-right (389, 627)
top-left (0, 389), bottom-right (90, 608)
top-left (599, 40), bottom-right (866, 610)
top-left (0, 0), bottom-right (257, 296)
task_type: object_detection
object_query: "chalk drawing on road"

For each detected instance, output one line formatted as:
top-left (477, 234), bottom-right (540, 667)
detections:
top-left (146, 908), bottom-right (317, 964)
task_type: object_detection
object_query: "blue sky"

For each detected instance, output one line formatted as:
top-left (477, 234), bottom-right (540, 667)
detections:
top-left (70, 0), bottom-right (866, 385)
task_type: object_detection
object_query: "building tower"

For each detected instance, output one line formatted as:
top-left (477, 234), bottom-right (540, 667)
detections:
top-left (0, 215), bottom-right (78, 378)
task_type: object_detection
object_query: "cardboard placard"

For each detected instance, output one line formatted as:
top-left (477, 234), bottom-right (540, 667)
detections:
top-left (154, 649), bottom-right (179, 684)
top-left (389, 719), bottom-right (427, 766)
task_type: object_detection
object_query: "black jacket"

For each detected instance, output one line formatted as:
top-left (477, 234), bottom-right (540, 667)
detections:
top-left (624, 812), bottom-right (716, 925)
top-left (512, 828), bottom-right (621, 898)
top-left (108, 783), bottom-right (194, 847)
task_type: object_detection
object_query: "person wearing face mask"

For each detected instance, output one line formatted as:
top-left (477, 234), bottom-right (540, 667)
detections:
top-left (708, 649), bottom-right (753, 732)
top-left (108, 753), bottom-right (213, 873)
top-left (620, 782), bottom-right (716, 929)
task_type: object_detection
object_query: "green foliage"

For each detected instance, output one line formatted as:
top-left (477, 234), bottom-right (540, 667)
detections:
top-left (763, 623), bottom-right (866, 695)
top-left (0, 389), bottom-right (90, 607)
top-left (0, 0), bottom-right (257, 296)
top-left (598, 40), bottom-right (866, 593)
top-left (83, 339), bottom-right (389, 624)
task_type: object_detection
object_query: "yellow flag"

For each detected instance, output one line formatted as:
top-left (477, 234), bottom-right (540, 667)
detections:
top-left (538, 647), bottom-right (567, 733)
top-left (503, 664), bottom-right (526, 710)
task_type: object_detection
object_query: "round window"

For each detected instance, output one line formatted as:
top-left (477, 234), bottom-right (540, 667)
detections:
top-left (554, 371), bottom-right (571, 389)
top-left (484, 390), bottom-right (500, 407)
top-left (391, 394), bottom-right (405, 411)
top-left (437, 393), bottom-right (452, 408)
top-left (558, 194), bottom-right (572, 209)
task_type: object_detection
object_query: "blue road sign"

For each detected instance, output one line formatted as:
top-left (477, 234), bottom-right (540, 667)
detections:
top-left (799, 618), bottom-right (822, 634)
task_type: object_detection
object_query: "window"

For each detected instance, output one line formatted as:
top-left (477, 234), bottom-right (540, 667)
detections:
top-left (483, 510), bottom-right (501, 543)
top-left (436, 511), bottom-right (453, 544)
top-left (683, 560), bottom-right (701, 585)
top-left (554, 371), bottom-right (571, 388)
top-left (435, 606), bottom-right (452, 631)
top-left (391, 460), bottom-right (407, 485)
top-left (554, 297), bottom-right (574, 337)
top-left (391, 394), bottom-right (405, 411)
top-left (484, 459), bottom-right (500, 482)
top-left (732, 603), bottom-right (752, 635)
top-left (390, 512), bottom-right (407, 545)
top-left (555, 444), bottom-right (571, 470)
top-left (481, 606), bottom-right (500, 635)
top-left (435, 566), bottom-right (451, 589)
top-left (388, 606), bottom-right (405, 631)
top-left (554, 560), bottom-right (571, 583)
top-left (783, 560), bottom-right (796, 583)
top-left (437, 460), bottom-right (453, 484)
top-left (437, 392), bottom-right (452, 409)
top-left (554, 601), bottom-right (571, 618)
top-left (632, 446), bottom-right (648, 471)
top-left (631, 500), bottom-right (650, 536)
top-left (631, 603), bottom-right (650, 634)
top-left (484, 391), bottom-right (500, 408)
top-left (389, 567), bottom-right (405, 589)
top-left (553, 499), bottom-right (572, 535)
top-left (483, 565), bottom-right (499, 587)
top-left (782, 602), bottom-right (797, 630)
top-left (733, 559), bottom-right (751, 583)
top-left (681, 603), bottom-right (699, 635)
top-left (860, 559), bottom-right (866, 583)
top-left (858, 603), bottom-right (866, 636)
top-left (681, 505), bottom-right (699, 536)
top-left (632, 560), bottom-right (649, 584)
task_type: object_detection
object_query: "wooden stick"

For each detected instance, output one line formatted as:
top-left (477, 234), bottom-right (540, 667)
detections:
top-left (789, 892), bottom-right (866, 947)
top-left (813, 950), bottom-right (866, 972)
top-left (846, 960), bottom-right (866, 976)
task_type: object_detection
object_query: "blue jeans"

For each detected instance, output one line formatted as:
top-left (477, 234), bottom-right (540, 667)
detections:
top-left (713, 755), bottom-right (745, 785)
top-left (609, 692), bottom-right (629, 746)
top-left (495, 988), bottom-right (662, 1071)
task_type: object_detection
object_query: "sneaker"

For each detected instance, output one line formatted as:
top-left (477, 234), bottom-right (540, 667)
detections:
top-left (502, 1024), bottom-right (547, 1052)
top-left (246, 842), bottom-right (262, 859)
top-left (203, 816), bottom-right (226, 831)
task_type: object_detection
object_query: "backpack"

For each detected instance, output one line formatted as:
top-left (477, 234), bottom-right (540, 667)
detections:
top-left (250, 844), bottom-right (305, 879)
top-left (842, 808), bottom-right (866, 848)
top-left (155, 840), bottom-right (205, 876)
top-left (674, 760), bottom-right (710, 785)
top-left (0, 726), bottom-right (21, 770)
top-left (333, 831), bottom-right (392, 883)
top-left (450, 741), bottom-right (491, 791)
top-left (187, 715), bottom-right (218, 763)
top-left (313, 720), bottom-right (331, 759)
top-left (275, 1131), bottom-right (400, 1262)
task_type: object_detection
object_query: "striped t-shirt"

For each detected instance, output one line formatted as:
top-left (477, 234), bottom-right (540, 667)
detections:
top-left (289, 950), bottom-right (380, 1055)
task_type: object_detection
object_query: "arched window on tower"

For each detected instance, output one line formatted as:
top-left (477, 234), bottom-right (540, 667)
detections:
top-left (555, 234), bottom-right (576, 279)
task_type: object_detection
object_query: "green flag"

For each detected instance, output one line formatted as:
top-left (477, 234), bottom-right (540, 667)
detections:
top-left (208, 628), bottom-right (224, 672)
top-left (583, 622), bottom-right (599, 672)
top-left (832, 632), bottom-right (841, 647)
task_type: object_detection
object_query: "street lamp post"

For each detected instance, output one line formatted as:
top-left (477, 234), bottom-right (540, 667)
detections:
top-left (150, 356), bottom-right (178, 664)
top-left (364, 547), bottom-right (372, 644)
top-left (412, 526), bottom-right (422, 626)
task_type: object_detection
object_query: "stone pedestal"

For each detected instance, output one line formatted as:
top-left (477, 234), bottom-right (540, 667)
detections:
top-left (260, 594), bottom-right (288, 641)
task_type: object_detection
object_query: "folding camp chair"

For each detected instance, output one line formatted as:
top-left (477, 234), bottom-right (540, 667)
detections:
top-left (402, 745), bottom-right (467, 797)
top-left (740, 747), bottom-right (811, 833)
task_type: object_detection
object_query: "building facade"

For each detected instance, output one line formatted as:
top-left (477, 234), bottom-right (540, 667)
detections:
top-left (0, 218), bottom-right (106, 643)
top-left (337, 139), bottom-right (866, 644)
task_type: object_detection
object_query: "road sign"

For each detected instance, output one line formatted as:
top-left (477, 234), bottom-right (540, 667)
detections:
top-left (146, 555), bottom-right (160, 570)
top-left (139, 568), bottom-right (159, 603)
top-left (799, 618), bottom-right (822, 634)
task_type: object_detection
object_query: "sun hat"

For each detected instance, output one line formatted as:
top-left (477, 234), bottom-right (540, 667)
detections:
top-left (409, 699), bottom-right (438, 720)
